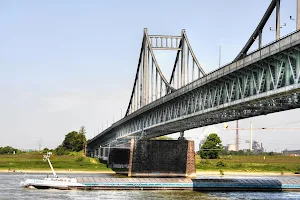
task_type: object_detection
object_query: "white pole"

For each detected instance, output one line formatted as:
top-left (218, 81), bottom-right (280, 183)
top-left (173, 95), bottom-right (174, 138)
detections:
top-left (250, 122), bottom-right (253, 152)
top-left (46, 155), bottom-right (57, 178)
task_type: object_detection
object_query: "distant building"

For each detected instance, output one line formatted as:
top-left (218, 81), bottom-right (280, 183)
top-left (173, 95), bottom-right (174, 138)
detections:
top-left (21, 149), bottom-right (38, 152)
top-left (252, 141), bottom-right (264, 153)
top-left (282, 149), bottom-right (300, 156)
top-left (227, 144), bottom-right (236, 151)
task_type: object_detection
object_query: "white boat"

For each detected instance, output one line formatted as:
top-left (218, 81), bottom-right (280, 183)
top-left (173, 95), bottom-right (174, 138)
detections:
top-left (21, 152), bottom-right (84, 189)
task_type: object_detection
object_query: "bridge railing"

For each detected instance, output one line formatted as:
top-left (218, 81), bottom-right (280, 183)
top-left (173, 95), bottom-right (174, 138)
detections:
top-left (205, 30), bottom-right (300, 82)
top-left (88, 30), bottom-right (300, 146)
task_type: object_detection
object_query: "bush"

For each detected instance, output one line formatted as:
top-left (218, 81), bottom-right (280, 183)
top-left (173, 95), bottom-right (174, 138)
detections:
top-left (200, 159), bottom-right (211, 165)
top-left (76, 156), bottom-right (84, 162)
top-left (216, 160), bottom-right (226, 167)
top-left (294, 165), bottom-right (300, 174)
top-left (219, 170), bottom-right (224, 175)
top-left (68, 151), bottom-right (83, 156)
top-left (235, 163), bottom-right (244, 168)
top-left (55, 146), bottom-right (69, 156)
top-left (42, 148), bottom-right (49, 153)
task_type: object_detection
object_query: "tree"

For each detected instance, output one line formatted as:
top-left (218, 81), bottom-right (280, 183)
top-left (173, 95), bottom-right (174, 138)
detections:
top-left (0, 146), bottom-right (19, 154)
top-left (62, 131), bottom-right (78, 151)
top-left (151, 135), bottom-right (173, 140)
top-left (42, 148), bottom-right (49, 153)
top-left (58, 126), bottom-right (87, 153)
top-left (77, 126), bottom-right (87, 152)
top-left (200, 133), bottom-right (222, 159)
top-left (79, 126), bottom-right (86, 135)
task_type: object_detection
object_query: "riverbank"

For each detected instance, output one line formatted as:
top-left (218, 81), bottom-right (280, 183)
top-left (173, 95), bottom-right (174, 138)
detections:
top-left (1, 153), bottom-right (300, 175)
top-left (196, 170), bottom-right (300, 176)
top-left (196, 155), bottom-right (300, 174)
top-left (1, 169), bottom-right (300, 177)
top-left (0, 169), bottom-right (115, 174)
top-left (0, 153), bottom-right (111, 172)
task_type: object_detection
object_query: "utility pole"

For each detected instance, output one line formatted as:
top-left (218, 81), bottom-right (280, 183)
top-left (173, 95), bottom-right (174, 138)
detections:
top-left (38, 139), bottom-right (43, 151)
top-left (250, 122), bottom-right (253, 151)
top-left (219, 44), bottom-right (222, 68)
top-left (236, 120), bottom-right (239, 151)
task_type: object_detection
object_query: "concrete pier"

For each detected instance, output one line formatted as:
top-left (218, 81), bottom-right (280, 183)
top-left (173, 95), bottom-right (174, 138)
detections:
top-left (107, 139), bottom-right (196, 177)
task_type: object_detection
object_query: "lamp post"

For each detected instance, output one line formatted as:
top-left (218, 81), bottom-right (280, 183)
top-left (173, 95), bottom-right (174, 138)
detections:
top-left (219, 44), bottom-right (222, 68)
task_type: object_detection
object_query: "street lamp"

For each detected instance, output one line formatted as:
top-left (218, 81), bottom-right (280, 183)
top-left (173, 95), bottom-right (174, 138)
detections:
top-left (219, 44), bottom-right (222, 68)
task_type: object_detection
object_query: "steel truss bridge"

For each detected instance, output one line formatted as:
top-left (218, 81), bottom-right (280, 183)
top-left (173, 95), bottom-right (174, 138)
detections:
top-left (87, 0), bottom-right (300, 151)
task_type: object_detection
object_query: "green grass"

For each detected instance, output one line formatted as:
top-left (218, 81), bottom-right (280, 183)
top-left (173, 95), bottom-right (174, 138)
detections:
top-left (2, 153), bottom-right (299, 174)
top-left (0, 152), bottom-right (112, 172)
top-left (196, 155), bottom-right (300, 173)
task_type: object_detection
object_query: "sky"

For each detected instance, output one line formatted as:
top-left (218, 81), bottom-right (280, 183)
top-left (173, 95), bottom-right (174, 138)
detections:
top-left (0, 0), bottom-right (299, 152)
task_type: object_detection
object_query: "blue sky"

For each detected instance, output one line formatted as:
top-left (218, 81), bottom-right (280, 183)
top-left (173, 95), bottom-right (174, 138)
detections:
top-left (0, 0), bottom-right (299, 151)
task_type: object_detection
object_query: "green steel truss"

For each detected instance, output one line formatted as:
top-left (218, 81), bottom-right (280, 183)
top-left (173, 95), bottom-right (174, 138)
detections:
top-left (88, 31), bottom-right (300, 148)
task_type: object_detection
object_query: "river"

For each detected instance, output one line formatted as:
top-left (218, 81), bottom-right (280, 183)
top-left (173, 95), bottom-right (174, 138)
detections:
top-left (1, 173), bottom-right (300, 200)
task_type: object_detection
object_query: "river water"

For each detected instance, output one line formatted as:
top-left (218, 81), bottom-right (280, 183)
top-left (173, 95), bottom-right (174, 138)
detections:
top-left (1, 173), bottom-right (300, 200)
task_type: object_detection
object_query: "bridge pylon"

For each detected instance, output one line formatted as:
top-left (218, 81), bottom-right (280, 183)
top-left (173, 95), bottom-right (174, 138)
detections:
top-left (125, 29), bottom-right (206, 116)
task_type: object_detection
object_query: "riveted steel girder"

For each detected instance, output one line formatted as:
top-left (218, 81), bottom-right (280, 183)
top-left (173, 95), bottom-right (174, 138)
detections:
top-left (87, 31), bottom-right (300, 150)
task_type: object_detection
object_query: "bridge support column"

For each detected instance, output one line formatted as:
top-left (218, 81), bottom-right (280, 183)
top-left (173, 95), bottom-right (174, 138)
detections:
top-left (105, 139), bottom-right (196, 177)
top-left (94, 149), bottom-right (97, 158)
top-left (98, 146), bottom-right (110, 164)
top-left (178, 131), bottom-right (186, 140)
top-left (98, 147), bottom-right (101, 158)
top-left (128, 139), bottom-right (195, 177)
top-left (107, 147), bottom-right (131, 173)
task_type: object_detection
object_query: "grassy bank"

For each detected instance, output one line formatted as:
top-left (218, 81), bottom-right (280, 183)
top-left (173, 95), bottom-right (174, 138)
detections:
top-left (196, 155), bottom-right (300, 174)
top-left (0, 152), bottom-right (112, 172)
top-left (1, 153), bottom-right (299, 174)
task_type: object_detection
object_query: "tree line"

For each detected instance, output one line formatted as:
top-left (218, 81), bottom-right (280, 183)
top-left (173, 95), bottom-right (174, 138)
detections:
top-left (0, 146), bottom-right (20, 154)
top-left (0, 126), bottom-right (87, 155)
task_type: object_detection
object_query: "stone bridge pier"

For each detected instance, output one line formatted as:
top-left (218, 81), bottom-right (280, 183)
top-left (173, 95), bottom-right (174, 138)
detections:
top-left (107, 139), bottom-right (196, 177)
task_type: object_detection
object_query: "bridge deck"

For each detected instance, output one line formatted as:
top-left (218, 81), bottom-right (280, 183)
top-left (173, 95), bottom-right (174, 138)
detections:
top-left (88, 30), bottom-right (300, 149)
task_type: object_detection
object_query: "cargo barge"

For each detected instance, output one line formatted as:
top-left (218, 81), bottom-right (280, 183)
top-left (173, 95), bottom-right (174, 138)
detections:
top-left (21, 152), bottom-right (300, 191)
top-left (24, 177), bottom-right (300, 191)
